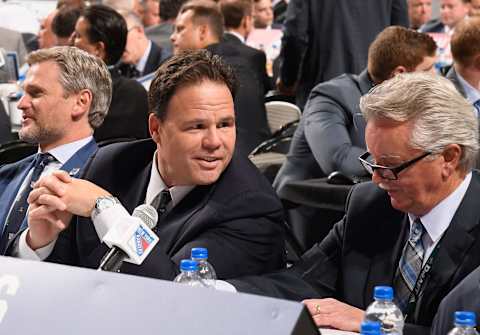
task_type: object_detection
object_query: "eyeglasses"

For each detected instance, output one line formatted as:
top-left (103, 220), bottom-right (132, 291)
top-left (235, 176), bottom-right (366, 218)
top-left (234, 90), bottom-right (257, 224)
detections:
top-left (358, 151), bottom-right (432, 180)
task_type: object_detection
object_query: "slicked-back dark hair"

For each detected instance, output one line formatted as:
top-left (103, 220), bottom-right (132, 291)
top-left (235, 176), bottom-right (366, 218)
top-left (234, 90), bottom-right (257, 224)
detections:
top-left (160, 0), bottom-right (188, 21)
top-left (220, 0), bottom-right (252, 29)
top-left (52, 6), bottom-right (82, 39)
top-left (179, 0), bottom-right (224, 40)
top-left (149, 49), bottom-right (237, 120)
top-left (81, 4), bottom-right (127, 65)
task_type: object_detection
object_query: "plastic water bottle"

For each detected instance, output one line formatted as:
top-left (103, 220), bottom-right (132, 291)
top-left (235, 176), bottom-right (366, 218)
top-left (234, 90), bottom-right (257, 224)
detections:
top-left (364, 286), bottom-right (404, 335)
top-left (173, 259), bottom-right (206, 288)
top-left (360, 321), bottom-right (382, 335)
top-left (448, 311), bottom-right (479, 335)
top-left (191, 247), bottom-right (216, 289)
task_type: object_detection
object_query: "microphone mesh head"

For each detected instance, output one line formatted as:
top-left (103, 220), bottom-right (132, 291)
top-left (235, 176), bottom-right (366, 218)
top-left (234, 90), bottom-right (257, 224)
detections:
top-left (132, 204), bottom-right (158, 229)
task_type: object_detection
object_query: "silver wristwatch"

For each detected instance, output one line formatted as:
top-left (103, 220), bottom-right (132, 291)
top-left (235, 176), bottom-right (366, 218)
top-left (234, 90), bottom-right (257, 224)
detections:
top-left (91, 196), bottom-right (120, 219)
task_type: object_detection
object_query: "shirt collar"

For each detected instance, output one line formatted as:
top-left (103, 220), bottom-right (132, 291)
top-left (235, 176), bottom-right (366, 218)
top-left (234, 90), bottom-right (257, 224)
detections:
top-left (456, 71), bottom-right (480, 105)
top-left (40, 136), bottom-right (93, 165)
top-left (145, 151), bottom-right (194, 207)
top-left (226, 31), bottom-right (245, 44)
top-left (408, 172), bottom-right (472, 244)
top-left (136, 40), bottom-right (152, 74)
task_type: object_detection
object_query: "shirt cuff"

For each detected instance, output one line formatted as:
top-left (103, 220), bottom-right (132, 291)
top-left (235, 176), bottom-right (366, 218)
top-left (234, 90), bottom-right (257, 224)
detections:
top-left (215, 280), bottom-right (238, 292)
top-left (16, 229), bottom-right (56, 261)
top-left (92, 203), bottom-right (131, 241)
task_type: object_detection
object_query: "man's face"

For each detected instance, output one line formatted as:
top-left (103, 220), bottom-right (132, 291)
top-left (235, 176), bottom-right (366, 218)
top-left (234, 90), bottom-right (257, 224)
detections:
top-left (408, 0), bottom-right (432, 28)
top-left (470, 0), bottom-right (480, 17)
top-left (253, 0), bottom-right (273, 28)
top-left (171, 10), bottom-right (203, 54)
top-left (144, 0), bottom-right (161, 27)
top-left (151, 80), bottom-right (236, 187)
top-left (441, 0), bottom-right (469, 28)
top-left (73, 17), bottom-right (101, 58)
top-left (17, 61), bottom-right (77, 151)
top-left (122, 24), bottom-right (143, 64)
top-left (365, 118), bottom-right (448, 216)
top-left (38, 10), bottom-right (58, 49)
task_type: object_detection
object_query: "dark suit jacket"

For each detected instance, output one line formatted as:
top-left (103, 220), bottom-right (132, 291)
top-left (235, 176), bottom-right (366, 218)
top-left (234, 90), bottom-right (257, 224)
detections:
top-left (0, 139), bottom-right (97, 251)
top-left (207, 41), bottom-right (271, 155)
top-left (273, 69), bottom-right (373, 193)
top-left (93, 70), bottom-right (150, 142)
top-left (280, 0), bottom-right (408, 108)
top-left (46, 139), bottom-right (286, 280)
top-left (118, 41), bottom-right (163, 78)
top-left (419, 19), bottom-right (446, 33)
top-left (431, 264), bottom-right (480, 335)
top-left (231, 172), bottom-right (480, 335)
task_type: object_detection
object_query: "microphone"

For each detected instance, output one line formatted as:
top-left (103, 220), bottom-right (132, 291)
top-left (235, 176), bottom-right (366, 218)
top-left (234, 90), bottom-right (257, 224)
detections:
top-left (98, 204), bottom-right (159, 272)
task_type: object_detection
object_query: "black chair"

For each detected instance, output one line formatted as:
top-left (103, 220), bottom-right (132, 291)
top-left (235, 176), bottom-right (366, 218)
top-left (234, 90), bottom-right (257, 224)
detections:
top-left (97, 137), bottom-right (135, 147)
top-left (0, 140), bottom-right (37, 165)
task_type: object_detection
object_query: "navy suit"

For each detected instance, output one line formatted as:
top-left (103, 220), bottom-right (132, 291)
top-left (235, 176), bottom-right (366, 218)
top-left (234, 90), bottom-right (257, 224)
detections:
top-left (43, 139), bottom-right (286, 281)
top-left (0, 139), bottom-right (97, 251)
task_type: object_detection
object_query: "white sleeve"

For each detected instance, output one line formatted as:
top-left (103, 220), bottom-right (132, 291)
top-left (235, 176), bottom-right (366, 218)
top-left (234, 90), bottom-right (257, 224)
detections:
top-left (15, 229), bottom-right (56, 261)
top-left (92, 203), bottom-right (131, 241)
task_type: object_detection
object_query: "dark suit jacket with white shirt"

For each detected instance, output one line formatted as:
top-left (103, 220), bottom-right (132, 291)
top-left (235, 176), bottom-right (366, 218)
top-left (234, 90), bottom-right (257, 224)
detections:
top-left (44, 139), bottom-right (286, 280)
top-left (230, 172), bottom-right (480, 335)
top-left (0, 138), bottom-right (97, 253)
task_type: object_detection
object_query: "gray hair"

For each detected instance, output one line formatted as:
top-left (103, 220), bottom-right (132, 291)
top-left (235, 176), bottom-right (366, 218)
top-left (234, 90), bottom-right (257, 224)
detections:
top-left (360, 72), bottom-right (479, 172)
top-left (27, 46), bottom-right (112, 128)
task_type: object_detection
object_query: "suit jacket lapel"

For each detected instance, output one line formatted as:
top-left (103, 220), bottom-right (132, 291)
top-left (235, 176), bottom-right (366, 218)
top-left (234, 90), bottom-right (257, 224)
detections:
top-left (157, 184), bottom-right (215, 253)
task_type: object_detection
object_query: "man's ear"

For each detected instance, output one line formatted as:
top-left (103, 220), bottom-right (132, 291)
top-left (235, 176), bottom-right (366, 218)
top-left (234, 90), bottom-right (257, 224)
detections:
top-left (198, 23), bottom-right (208, 43)
top-left (441, 144), bottom-right (462, 178)
top-left (390, 65), bottom-right (407, 78)
top-left (149, 113), bottom-right (162, 144)
top-left (93, 41), bottom-right (107, 61)
top-left (72, 89), bottom-right (92, 120)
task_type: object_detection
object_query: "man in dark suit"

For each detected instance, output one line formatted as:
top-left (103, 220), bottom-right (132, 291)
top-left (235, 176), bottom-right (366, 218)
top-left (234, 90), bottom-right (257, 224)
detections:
top-left (227, 72), bottom-right (480, 335)
top-left (420, 0), bottom-right (469, 33)
top-left (119, 11), bottom-right (164, 78)
top-left (273, 27), bottom-right (436, 249)
top-left (277, 0), bottom-right (408, 109)
top-left (73, 5), bottom-right (150, 143)
top-left (445, 18), bottom-right (480, 116)
top-left (0, 46), bottom-right (111, 254)
top-left (19, 50), bottom-right (286, 281)
top-left (171, 0), bottom-right (270, 155)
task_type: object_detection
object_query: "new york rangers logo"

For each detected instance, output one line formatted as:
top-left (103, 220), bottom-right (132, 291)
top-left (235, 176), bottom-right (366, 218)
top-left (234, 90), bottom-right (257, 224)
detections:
top-left (134, 226), bottom-right (155, 256)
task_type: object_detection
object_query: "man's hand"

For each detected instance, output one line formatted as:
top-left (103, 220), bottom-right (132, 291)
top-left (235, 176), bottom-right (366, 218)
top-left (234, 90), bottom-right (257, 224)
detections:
top-left (29, 170), bottom-right (110, 217)
top-left (303, 298), bottom-right (365, 332)
top-left (25, 170), bottom-right (111, 250)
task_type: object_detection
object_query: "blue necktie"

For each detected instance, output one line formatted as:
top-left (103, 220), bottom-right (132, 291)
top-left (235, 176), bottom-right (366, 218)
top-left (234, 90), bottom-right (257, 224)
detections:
top-left (473, 100), bottom-right (480, 117)
top-left (394, 218), bottom-right (425, 312)
top-left (0, 153), bottom-right (55, 253)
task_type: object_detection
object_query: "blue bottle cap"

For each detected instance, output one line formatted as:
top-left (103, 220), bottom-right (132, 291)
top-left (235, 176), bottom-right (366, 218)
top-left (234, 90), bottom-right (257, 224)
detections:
top-left (191, 247), bottom-right (208, 259)
top-left (454, 311), bottom-right (476, 327)
top-left (180, 259), bottom-right (199, 271)
top-left (360, 321), bottom-right (381, 335)
top-left (373, 286), bottom-right (393, 300)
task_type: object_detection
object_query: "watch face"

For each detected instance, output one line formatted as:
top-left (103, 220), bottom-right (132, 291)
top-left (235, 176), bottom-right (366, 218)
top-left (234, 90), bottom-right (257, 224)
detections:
top-left (96, 196), bottom-right (117, 211)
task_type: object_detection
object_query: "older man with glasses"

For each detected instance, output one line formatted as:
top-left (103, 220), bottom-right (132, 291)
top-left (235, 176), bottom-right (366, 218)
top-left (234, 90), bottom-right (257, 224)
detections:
top-left (227, 72), bottom-right (480, 335)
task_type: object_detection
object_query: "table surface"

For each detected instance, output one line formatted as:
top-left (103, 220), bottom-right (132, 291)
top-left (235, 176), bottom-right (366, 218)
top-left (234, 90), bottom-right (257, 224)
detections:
top-left (320, 329), bottom-right (358, 335)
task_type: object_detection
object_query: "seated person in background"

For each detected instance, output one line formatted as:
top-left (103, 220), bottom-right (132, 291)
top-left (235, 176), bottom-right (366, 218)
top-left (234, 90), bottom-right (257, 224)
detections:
top-left (133, 0), bottom-right (161, 28)
top-left (73, 4), bottom-right (150, 142)
top-left (470, 0), bottom-right (480, 16)
top-left (118, 11), bottom-right (164, 79)
top-left (171, 0), bottom-right (270, 155)
top-left (252, 0), bottom-right (276, 29)
top-left (0, 102), bottom-right (13, 144)
top-left (51, 6), bottom-right (83, 46)
top-left (229, 72), bottom-right (480, 335)
top-left (408, 0), bottom-right (432, 30)
top-left (38, 10), bottom-right (60, 50)
top-left (420, 0), bottom-right (470, 33)
top-left (274, 26), bottom-right (437, 191)
top-left (446, 18), bottom-right (480, 115)
top-left (18, 50), bottom-right (286, 281)
top-left (0, 46), bottom-right (111, 254)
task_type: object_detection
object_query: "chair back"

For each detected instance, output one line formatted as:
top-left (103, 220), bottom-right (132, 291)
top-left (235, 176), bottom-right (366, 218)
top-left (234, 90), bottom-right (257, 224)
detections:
top-left (0, 140), bottom-right (37, 165)
top-left (265, 101), bottom-right (301, 134)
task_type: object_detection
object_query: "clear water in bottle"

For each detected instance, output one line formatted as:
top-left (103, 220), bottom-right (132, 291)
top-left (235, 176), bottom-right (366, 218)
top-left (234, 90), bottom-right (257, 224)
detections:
top-left (364, 286), bottom-right (404, 335)
top-left (173, 259), bottom-right (206, 288)
top-left (191, 247), bottom-right (217, 289)
top-left (448, 311), bottom-right (479, 335)
top-left (360, 321), bottom-right (381, 335)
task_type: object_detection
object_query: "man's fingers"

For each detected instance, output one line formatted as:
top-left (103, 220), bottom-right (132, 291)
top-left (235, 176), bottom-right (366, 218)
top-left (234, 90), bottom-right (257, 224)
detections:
top-left (34, 193), bottom-right (67, 211)
top-left (33, 174), bottom-right (68, 196)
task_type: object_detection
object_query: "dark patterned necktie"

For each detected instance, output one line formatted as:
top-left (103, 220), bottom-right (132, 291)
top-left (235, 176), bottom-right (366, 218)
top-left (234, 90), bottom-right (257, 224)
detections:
top-left (151, 189), bottom-right (172, 222)
top-left (394, 218), bottom-right (425, 312)
top-left (473, 100), bottom-right (480, 117)
top-left (0, 153), bottom-right (55, 253)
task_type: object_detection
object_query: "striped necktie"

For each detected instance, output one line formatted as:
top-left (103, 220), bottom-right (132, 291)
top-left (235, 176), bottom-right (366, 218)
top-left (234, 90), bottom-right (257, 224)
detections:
top-left (394, 218), bottom-right (425, 312)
